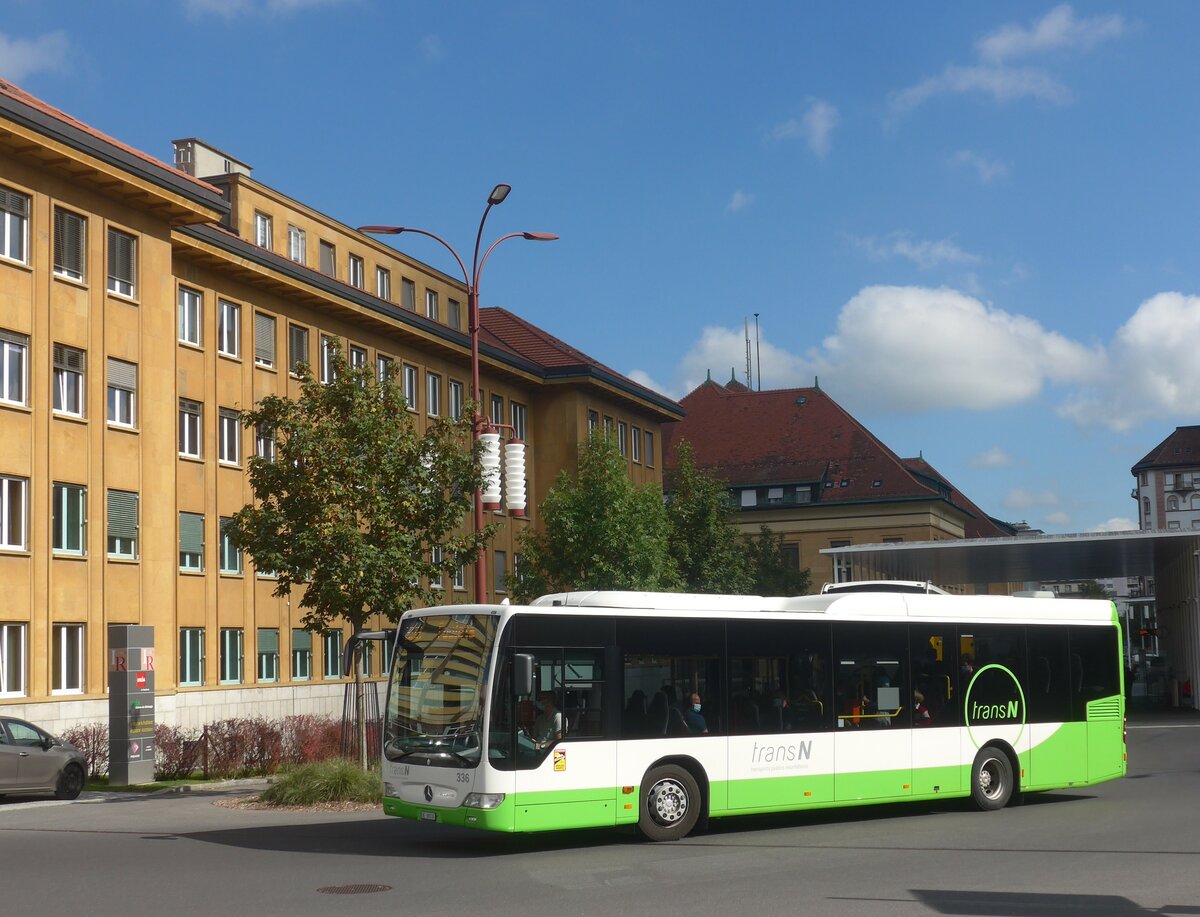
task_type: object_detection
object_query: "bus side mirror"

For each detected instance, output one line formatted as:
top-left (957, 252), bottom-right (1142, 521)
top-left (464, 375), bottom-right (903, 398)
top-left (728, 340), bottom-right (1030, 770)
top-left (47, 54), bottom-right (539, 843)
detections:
top-left (514, 653), bottom-right (534, 698)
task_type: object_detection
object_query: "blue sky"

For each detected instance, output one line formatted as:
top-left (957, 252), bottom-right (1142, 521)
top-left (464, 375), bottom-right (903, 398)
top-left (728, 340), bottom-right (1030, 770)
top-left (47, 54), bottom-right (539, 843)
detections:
top-left (5, 1), bottom-right (1199, 534)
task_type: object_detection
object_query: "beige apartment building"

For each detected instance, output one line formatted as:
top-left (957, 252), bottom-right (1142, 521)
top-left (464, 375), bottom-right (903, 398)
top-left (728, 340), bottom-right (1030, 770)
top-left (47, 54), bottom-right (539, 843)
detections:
top-left (0, 79), bottom-right (680, 733)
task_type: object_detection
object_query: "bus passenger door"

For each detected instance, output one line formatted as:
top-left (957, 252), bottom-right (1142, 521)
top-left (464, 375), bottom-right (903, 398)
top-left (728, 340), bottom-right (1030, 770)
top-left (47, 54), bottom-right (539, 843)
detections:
top-left (910, 625), bottom-right (961, 797)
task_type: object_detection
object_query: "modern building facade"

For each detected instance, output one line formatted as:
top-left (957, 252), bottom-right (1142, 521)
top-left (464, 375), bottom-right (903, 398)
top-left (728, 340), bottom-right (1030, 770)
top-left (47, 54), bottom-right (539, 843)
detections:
top-left (663, 377), bottom-right (1015, 592)
top-left (0, 80), bottom-right (680, 733)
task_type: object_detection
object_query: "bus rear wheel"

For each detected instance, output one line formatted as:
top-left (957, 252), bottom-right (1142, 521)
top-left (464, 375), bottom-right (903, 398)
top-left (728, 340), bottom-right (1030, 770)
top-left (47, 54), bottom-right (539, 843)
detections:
top-left (639, 764), bottom-right (701, 841)
top-left (971, 746), bottom-right (1013, 811)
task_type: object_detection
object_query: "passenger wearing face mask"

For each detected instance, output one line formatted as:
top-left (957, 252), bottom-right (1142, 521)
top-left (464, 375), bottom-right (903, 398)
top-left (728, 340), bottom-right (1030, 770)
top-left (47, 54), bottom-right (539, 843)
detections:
top-left (681, 691), bottom-right (708, 734)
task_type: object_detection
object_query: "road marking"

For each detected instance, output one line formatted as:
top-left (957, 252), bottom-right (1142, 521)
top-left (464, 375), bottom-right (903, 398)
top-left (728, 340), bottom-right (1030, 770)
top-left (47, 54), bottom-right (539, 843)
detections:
top-left (1128, 724), bottom-right (1200, 729)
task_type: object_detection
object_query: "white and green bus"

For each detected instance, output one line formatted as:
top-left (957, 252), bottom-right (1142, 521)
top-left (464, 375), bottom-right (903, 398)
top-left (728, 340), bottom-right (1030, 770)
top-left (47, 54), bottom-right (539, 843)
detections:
top-left (381, 589), bottom-right (1126, 841)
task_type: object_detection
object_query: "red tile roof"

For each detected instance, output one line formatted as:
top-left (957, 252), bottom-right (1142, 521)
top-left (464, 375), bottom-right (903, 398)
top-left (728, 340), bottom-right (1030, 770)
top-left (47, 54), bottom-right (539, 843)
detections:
top-left (0, 78), bottom-right (223, 196)
top-left (901, 456), bottom-right (1014, 538)
top-left (664, 380), bottom-right (1001, 526)
top-left (1132, 425), bottom-right (1200, 472)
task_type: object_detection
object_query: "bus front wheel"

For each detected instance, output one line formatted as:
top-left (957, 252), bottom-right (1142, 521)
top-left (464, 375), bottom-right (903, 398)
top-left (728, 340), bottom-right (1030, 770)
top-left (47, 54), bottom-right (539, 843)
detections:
top-left (639, 764), bottom-right (701, 841)
top-left (970, 746), bottom-right (1013, 811)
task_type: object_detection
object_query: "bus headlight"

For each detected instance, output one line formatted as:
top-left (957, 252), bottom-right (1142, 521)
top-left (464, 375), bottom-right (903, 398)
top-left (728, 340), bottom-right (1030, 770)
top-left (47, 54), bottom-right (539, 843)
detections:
top-left (463, 793), bottom-right (506, 809)
top-left (383, 781), bottom-right (397, 796)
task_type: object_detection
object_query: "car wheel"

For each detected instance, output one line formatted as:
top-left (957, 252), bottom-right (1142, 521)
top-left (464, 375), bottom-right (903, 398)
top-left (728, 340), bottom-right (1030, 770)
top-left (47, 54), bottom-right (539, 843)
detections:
top-left (55, 763), bottom-right (85, 800)
top-left (638, 764), bottom-right (701, 841)
top-left (970, 746), bottom-right (1013, 811)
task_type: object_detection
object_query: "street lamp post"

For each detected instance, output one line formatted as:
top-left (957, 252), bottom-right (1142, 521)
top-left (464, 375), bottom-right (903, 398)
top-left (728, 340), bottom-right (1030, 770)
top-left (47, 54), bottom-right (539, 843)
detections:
top-left (360, 185), bottom-right (557, 604)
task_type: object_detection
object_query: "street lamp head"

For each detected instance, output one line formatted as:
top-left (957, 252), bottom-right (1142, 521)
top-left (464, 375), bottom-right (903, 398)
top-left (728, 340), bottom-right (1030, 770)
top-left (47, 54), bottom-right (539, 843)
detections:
top-left (357, 225), bottom-right (405, 235)
top-left (488, 184), bottom-right (512, 206)
top-left (522, 232), bottom-right (559, 241)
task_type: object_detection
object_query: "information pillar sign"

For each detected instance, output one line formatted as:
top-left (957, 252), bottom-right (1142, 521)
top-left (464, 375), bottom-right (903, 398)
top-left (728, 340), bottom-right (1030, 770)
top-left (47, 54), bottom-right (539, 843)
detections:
top-left (108, 625), bottom-right (156, 786)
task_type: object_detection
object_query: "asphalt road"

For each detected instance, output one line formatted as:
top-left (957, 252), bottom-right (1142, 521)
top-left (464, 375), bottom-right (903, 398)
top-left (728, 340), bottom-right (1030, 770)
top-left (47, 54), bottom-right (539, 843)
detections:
top-left (2, 710), bottom-right (1198, 917)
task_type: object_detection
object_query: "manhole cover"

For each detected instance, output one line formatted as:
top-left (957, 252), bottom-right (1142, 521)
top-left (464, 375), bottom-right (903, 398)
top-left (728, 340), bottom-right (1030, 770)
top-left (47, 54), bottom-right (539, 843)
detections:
top-left (317, 884), bottom-right (392, 896)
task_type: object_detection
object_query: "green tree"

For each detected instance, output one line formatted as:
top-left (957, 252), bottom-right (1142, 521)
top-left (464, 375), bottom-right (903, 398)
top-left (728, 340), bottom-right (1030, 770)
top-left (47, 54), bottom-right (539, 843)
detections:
top-left (1076, 579), bottom-right (1110, 599)
top-left (225, 344), bottom-right (495, 761)
top-left (512, 434), bottom-right (680, 601)
top-left (664, 440), bottom-right (753, 593)
top-left (745, 525), bottom-right (812, 596)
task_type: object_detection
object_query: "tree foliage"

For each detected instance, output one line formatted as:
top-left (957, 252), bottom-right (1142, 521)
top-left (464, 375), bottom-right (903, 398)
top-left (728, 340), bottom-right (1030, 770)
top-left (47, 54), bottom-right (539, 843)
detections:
top-left (512, 434), bottom-right (679, 601)
top-left (745, 525), bottom-right (812, 596)
top-left (664, 440), bottom-right (753, 594)
top-left (226, 344), bottom-right (494, 634)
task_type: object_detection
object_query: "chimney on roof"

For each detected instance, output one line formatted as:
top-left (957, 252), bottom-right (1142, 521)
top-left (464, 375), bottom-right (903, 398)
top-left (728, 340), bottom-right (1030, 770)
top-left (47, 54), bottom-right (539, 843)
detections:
top-left (814, 376), bottom-right (820, 390)
top-left (172, 138), bottom-right (252, 180)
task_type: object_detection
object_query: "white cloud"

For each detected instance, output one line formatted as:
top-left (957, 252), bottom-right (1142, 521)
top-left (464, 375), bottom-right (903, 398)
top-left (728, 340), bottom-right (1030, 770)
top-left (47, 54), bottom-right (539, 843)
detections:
top-left (626, 369), bottom-right (671, 399)
top-left (675, 325), bottom-right (807, 396)
top-left (853, 233), bottom-right (982, 270)
top-left (977, 5), bottom-right (1126, 63)
top-left (969, 447), bottom-right (1014, 469)
top-left (185, 0), bottom-right (350, 16)
top-left (768, 98), bottom-right (839, 157)
top-left (0, 30), bottom-right (69, 82)
top-left (1086, 517), bottom-right (1138, 533)
top-left (725, 190), bottom-right (755, 214)
top-left (953, 150), bottom-right (1009, 183)
top-left (889, 64), bottom-right (1070, 115)
top-left (1059, 292), bottom-right (1200, 432)
top-left (1044, 511), bottom-right (1071, 526)
top-left (1004, 487), bottom-right (1061, 511)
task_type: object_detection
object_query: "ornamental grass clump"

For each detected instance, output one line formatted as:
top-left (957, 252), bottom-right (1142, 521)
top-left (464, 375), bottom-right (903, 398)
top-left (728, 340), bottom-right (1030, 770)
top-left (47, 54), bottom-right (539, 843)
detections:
top-left (259, 758), bottom-right (382, 806)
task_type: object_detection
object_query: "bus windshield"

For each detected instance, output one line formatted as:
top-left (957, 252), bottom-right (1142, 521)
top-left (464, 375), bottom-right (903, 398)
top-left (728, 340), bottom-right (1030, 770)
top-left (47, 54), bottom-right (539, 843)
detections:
top-left (384, 613), bottom-right (498, 769)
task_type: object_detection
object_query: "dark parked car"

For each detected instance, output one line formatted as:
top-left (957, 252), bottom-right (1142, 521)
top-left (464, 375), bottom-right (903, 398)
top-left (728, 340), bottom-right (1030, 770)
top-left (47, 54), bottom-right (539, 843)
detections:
top-left (0, 716), bottom-right (87, 799)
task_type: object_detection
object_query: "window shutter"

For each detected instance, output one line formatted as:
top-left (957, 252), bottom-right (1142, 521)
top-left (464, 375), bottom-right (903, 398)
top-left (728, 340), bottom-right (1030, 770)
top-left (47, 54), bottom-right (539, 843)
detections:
top-left (107, 230), bottom-right (135, 285)
top-left (258, 629), bottom-right (279, 654)
top-left (54, 344), bottom-right (85, 372)
top-left (107, 358), bottom-right (136, 391)
top-left (0, 188), bottom-right (29, 218)
top-left (293, 630), bottom-right (312, 651)
top-left (107, 490), bottom-right (138, 540)
top-left (54, 209), bottom-right (85, 274)
top-left (179, 513), bottom-right (204, 554)
top-left (0, 329), bottom-right (28, 347)
top-left (254, 313), bottom-right (275, 363)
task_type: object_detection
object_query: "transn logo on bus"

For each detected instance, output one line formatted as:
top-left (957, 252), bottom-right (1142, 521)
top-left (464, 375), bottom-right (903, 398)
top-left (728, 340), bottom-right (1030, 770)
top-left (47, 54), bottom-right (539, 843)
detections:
top-left (964, 663), bottom-right (1027, 749)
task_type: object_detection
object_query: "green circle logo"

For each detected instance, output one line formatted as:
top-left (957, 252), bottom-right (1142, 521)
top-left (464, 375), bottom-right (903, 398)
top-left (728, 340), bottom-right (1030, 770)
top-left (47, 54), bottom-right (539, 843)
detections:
top-left (964, 663), bottom-right (1026, 750)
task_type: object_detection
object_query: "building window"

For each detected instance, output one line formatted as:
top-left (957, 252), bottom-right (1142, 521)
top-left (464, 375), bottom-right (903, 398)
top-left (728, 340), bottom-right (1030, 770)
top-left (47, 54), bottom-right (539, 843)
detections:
top-left (254, 313), bottom-right (276, 367)
top-left (603, 416), bottom-right (614, 440)
top-left (51, 624), bottom-right (84, 694)
top-left (588, 410), bottom-right (599, 434)
top-left (644, 431), bottom-right (655, 467)
top-left (361, 641), bottom-right (375, 677)
top-left (179, 512), bottom-right (204, 572)
top-left (53, 208), bottom-right (87, 281)
top-left (292, 629), bottom-right (312, 681)
top-left (0, 475), bottom-right (27, 550)
top-left (830, 539), bottom-right (852, 583)
top-left (322, 630), bottom-right (343, 679)
top-left (490, 394), bottom-right (504, 427)
top-left (349, 345), bottom-right (367, 373)
top-left (349, 254), bottom-right (364, 289)
top-left (0, 185), bottom-right (29, 264)
top-left (219, 409), bottom-right (241, 465)
top-left (107, 489), bottom-right (138, 559)
top-left (320, 335), bottom-right (336, 383)
top-left (376, 266), bottom-right (391, 300)
top-left (494, 550), bottom-right (507, 594)
top-left (0, 329), bottom-right (28, 406)
top-left (218, 300), bottom-right (240, 357)
top-left (219, 628), bottom-right (244, 684)
top-left (255, 424), bottom-right (276, 461)
top-left (178, 286), bottom-right (202, 346)
top-left (425, 289), bottom-right (439, 320)
top-left (319, 240), bottom-right (336, 276)
top-left (447, 299), bottom-right (461, 331)
top-left (510, 402), bottom-right (528, 441)
top-left (376, 354), bottom-right (394, 385)
top-left (254, 212), bottom-right (273, 249)
top-left (53, 344), bottom-right (86, 416)
top-left (107, 228), bottom-right (137, 298)
top-left (257, 629), bottom-right (279, 683)
top-left (179, 627), bottom-right (205, 687)
top-left (427, 372), bottom-right (441, 416)
top-left (178, 399), bottom-right (202, 457)
top-left (632, 426), bottom-right (641, 463)
top-left (402, 278), bottom-right (416, 311)
top-left (52, 483), bottom-right (86, 556)
top-left (1, 623), bottom-right (26, 696)
top-left (106, 358), bottom-right (137, 427)
top-left (448, 380), bottom-right (464, 421)
top-left (287, 324), bottom-right (309, 374)
top-left (288, 225), bottom-right (306, 264)
top-left (429, 544), bottom-right (444, 591)
top-left (617, 420), bottom-right (627, 456)
top-left (740, 489), bottom-right (758, 508)
top-left (1167, 495), bottom-right (1180, 511)
top-left (403, 364), bottom-right (418, 410)
top-left (452, 563), bottom-right (465, 591)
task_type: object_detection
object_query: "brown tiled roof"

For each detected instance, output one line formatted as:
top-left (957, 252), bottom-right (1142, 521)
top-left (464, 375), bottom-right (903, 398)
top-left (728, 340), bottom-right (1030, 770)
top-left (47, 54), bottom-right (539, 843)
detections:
top-left (1132, 425), bottom-right (1200, 473)
top-left (0, 78), bottom-right (222, 196)
top-left (902, 456), bottom-right (1014, 538)
top-left (664, 381), bottom-right (1000, 529)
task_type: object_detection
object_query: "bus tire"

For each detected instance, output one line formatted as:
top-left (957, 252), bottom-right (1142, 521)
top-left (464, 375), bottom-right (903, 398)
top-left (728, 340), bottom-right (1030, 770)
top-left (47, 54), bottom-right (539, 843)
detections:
top-left (639, 764), bottom-right (701, 841)
top-left (971, 746), bottom-right (1013, 811)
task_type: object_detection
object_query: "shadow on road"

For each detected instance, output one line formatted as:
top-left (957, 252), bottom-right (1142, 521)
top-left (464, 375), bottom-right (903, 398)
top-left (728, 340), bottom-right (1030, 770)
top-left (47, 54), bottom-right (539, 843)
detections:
top-left (908, 889), bottom-right (1200, 916)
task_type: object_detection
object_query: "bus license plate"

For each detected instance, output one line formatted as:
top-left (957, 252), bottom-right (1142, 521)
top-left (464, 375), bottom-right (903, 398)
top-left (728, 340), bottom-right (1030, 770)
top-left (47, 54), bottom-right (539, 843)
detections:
top-left (420, 811), bottom-right (437, 821)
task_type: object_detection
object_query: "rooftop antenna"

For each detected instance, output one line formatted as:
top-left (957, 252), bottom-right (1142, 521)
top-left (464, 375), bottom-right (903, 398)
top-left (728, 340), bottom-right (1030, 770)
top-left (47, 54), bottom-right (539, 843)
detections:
top-left (754, 312), bottom-right (761, 391)
top-left (744, 317), bottom-right (753, 389)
